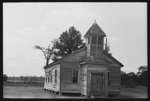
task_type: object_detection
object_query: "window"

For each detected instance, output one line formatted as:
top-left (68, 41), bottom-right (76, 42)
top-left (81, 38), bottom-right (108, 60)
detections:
top-left (51, 75), bottom-right (53, 83)
top-left (55, 70), bottom-right (57, 83)
top-left (108, 72), bottom-right (110, 86)
top-left (49, 76), bottom-right (51, 83)
top-left (98, 37), bottom-right (102, 44)
top-left (47, 77), bottom-right (48, 83)
top-left (72, 70), bottom-right (78, 83)
top-left (88, 37), bottom-right (90, 44)
top-left (45, 77), bottom-right (47, 83)
top-left (92, 36), bottom-right (97, 44)
top-left (46, 77), bottom-right (48, 83)
top-left (48, 71), bottom-right (52, 83)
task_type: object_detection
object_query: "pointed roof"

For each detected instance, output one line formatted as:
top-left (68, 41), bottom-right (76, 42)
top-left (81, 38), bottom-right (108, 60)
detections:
top-left (103, 51), bottom-right (124, 67)
top-left (84, 22), bottom-right (106, 38)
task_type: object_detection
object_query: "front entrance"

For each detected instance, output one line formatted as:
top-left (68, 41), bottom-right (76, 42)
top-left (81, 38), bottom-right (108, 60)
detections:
top-left (91, 73), bottom-right (105, 96)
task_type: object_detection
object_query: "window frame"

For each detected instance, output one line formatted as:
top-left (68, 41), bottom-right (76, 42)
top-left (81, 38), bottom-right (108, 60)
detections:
top-left (98, 37), bottom-right (103, 45)
top-left (108, 72), bottom-right (110, 86)
top-left (55, 70), bottom-right (57, 83)
top-left (92, 36), bottom-right (97, 44)
top-left (88, 36), bottom-right (90, 44)
top-left (72, 69), bottom-right (79, 83)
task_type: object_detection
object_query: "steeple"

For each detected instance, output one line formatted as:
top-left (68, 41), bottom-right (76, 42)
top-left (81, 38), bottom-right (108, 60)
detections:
top-left (84, 22), bottom-right (106, 38)
top-left (94, 19), bottom-right (96, 23)
top-left (85, 22), bottom-right (106, 57)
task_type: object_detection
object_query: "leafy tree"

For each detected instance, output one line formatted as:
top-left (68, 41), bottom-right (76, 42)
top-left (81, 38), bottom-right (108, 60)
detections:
top-left (121, 71), bottom-right (138, 87)
top-left (121, 71), bottom-right (128, 85)
top-left (52, 26), bottom-right (85, 62)
top-left (35, 44), bottom-right (54, 66)
top-left (137, 66), bottom-right (148, 86)
top-left (126, 72), bottom-right (138, 88)
top-left (137, 65), bottom-right (148, 76)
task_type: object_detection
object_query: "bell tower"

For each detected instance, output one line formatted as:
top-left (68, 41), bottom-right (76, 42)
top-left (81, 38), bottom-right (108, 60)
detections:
top-left (84, 21), bottom-right (106, 57)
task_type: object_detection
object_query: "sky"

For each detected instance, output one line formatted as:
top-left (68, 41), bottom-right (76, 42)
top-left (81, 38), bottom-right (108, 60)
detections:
top-left (3, 2), bottom-right (147, 76)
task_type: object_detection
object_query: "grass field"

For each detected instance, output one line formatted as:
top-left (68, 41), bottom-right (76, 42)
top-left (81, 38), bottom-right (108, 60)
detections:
top-left (3, 82), bottom-right (148, 99)
top-left (3, 82), bottom-right (85, 99)
top-left (120, 86), bottom-right (148, 98)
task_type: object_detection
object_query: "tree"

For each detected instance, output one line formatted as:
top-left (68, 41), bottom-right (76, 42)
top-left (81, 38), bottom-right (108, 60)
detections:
top-left (127, 72), bottom-right (138, 87)
top-left (137, 65), bottom-right (148, 76)
top-left (137, 66), bottom-right (148, 86)
top-left (121, 71), bottom-right (138, 87)
top-left (35, 44), bottom-right (54, 66)
top-left (121, 71), bottom-right (128, 85)
top-left (52, 26), bottom-right (85, 62)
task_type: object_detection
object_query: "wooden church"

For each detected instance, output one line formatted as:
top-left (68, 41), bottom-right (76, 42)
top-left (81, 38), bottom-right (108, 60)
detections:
top-left (44, 22), bottom-right (123, 97)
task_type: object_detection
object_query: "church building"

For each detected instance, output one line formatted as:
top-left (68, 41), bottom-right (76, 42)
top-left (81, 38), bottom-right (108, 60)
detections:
top-left (44, 22), bottom-right (123, 98)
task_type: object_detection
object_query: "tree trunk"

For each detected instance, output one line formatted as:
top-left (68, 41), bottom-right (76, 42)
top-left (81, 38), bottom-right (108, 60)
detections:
top-left (46, 59), bottom-right (49, 66)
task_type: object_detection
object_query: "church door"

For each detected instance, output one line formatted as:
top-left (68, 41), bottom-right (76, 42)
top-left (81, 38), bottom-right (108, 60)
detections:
top-left (91, 73), bottom-right (105, 96)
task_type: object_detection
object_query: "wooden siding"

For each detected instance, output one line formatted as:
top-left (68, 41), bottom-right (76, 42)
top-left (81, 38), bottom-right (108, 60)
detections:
top-left (108, 64), bottom-right (121, 95)
top-left (87, 64), bottom-right (108, 96)
top-left (44, 64), bottom-right (60, 92)
top-left (59, 48), bottom-right (86, 93)
top-left (60, 62), bottom-right (82, 93)
top-left (103, 54), bottom-right (116, 64)
top-left (81, 65), bottom-right (88, 95)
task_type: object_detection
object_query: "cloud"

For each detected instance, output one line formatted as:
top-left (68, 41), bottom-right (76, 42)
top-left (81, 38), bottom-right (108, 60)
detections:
top-left (46, 8), bottom-right (97, 31)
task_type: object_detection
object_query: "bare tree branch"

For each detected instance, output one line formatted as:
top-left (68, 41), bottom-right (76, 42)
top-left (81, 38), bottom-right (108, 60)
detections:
top-left (35, 45), bottom-right (53, 66)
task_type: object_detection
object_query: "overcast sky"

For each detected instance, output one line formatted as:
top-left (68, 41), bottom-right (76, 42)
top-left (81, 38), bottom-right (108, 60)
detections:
top-left (3, 2), bottom-right (147, 76)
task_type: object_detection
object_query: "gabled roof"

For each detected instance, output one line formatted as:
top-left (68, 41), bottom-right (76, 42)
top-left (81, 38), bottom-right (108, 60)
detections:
top-left (103, 51), bottom-right (124, 67)
top-left (84, 22), bottom-right (106, 38)
top-left (44, 47), bottom-right (87, 69)
top-left (44, 47), bottom-right (124, 69)
top-left (79, 51), bottom-right (123, 67)
top-left (79, 56), bottom-right (106, 64)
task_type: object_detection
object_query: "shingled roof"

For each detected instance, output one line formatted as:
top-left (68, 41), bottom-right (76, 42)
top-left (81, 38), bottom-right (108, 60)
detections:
top-left (44, 47), bottom-right (87, 69)
top-left (84, 22), bottom-right (106, 38)
top-left (79, 56), bottom-right (106, 64)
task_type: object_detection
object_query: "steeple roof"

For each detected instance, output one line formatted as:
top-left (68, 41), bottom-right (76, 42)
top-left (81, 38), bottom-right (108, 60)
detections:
top-left (84, 22), bottom-right (106, 38)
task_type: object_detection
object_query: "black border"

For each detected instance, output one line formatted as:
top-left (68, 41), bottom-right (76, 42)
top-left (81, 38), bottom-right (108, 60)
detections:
top-left (1, 1), bottom-right (149, 101)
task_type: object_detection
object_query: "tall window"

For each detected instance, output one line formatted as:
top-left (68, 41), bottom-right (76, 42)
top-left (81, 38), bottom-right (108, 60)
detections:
top-left (72, 70), bottom-right (78, 83)
top-left (92, 36), bottom-right (97, 44)
top-left (49, 71), bottom-right (51, 83)
top-left (48, 77), bottom-right (49, 83)
top-left (51, 75), bottom-right (53, 83)
top-left (108, 72), bottom-right (110, 86)
top-left (98, 37), bottom-right (102, 45)
top-left (47, 77), bottom-right (48, 83)
top-left (45, 77), bottom-right (47, 83)
top-left (55, 70), bottom-right (57, 83)
top-left (88, 37), bottom-right (90, 44)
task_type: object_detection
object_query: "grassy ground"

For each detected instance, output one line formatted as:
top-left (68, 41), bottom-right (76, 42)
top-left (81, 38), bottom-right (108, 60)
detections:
top-left (3, 82), bottom-right (148, 99)
top-left (120, 86), bottom-right (148, 98)
top-left (3, 82), bottom-right (85, 99)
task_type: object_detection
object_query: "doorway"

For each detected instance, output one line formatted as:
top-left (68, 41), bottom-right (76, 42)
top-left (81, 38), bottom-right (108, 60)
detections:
top-left (91, 73), bottom-right (105, 96)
